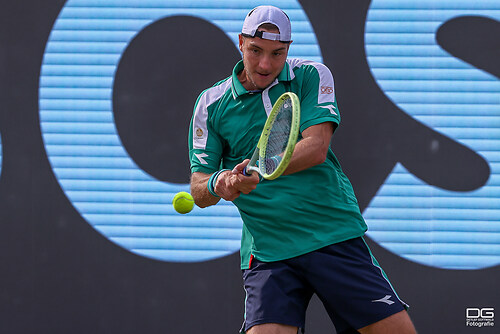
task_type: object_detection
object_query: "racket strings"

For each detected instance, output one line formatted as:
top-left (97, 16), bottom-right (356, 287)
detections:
top-left (261, 97), bottom-right (293, 175)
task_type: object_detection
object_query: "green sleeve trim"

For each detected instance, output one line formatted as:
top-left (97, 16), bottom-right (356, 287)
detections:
top-left (191, 166), bottom-right (217, 175)
top-left (300, 116), bottom-right (339, 133)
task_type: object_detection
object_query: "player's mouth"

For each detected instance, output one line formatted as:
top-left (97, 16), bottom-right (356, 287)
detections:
top-left (251, 71), bottom-right (274, 89)
top-left (256, 71), bottom-right (271, 78)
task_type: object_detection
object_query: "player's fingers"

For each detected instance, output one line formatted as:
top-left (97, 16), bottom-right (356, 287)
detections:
top-left (239, 186), bottom-right (256, 195)
top-left (232, 159), bottom-right (251, 174)
top-left (233, 175), bottom-right (258, 194)
top-left (214, 171), bottom-right (238, 199)
top-left (222, 191), bottom-right (240, 201)
top-left (238, 171), bottom-right (259, 184)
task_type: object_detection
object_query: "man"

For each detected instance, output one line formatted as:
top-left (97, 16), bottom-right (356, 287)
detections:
top-left (189, 5), bottom-right (417, 334)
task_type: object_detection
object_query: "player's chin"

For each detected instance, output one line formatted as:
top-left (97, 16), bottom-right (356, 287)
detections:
top-left (255, 77), bottom-right (275, 89)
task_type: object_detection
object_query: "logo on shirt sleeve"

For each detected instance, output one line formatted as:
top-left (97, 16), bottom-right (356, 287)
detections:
top-left (316, 105), bottom-right (338, 115)
top-left (321, 86), bottom-right (334, 94)
top-left (194, 153), bottom-right (209, 165)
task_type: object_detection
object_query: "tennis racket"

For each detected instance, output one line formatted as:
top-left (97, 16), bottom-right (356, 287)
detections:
top-left (244, 92), bottom-right (300, 180)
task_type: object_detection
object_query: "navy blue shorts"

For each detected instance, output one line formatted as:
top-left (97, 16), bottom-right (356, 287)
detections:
top-left (240, 237), bottom-right (408, 333)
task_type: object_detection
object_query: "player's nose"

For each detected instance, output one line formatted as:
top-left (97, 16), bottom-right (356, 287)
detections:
top-left (258, 55), bottom-right (272, 72)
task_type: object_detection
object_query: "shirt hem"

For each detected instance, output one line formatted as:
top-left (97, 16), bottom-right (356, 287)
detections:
top-left (240, 230), bottom-right (367, 269)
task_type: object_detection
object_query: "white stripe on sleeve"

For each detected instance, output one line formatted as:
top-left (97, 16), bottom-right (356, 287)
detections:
top-left (192, 78), bottom-right (232, 150)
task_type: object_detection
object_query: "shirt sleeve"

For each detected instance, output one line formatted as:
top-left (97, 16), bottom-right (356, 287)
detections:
top-left (298, 62), bottom-right (340, 132)
top-left (188, 90), bottom-right (224, 174)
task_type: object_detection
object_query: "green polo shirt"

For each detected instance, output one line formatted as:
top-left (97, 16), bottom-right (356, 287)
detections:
top-left (189, 59), bottom-right (367, 269)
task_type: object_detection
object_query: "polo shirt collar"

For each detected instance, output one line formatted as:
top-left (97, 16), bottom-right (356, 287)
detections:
top-left (231, 60), bottom-right (292, 99)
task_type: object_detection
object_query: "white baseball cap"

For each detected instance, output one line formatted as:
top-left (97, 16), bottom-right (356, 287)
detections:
top-left (241, 5), bottom-right (292, 42)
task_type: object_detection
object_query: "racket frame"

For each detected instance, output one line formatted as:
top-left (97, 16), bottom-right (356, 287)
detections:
top-left (245, 92), bottom-right (300, 180)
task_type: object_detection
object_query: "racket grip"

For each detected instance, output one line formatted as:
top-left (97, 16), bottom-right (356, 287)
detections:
top-left (243, 167), bottom-right (251, 177)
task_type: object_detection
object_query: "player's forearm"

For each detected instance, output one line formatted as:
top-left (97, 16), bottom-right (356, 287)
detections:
top-left (283, 122), bottom-right (333, 175)
top-left (284, 136), bottom-right (328, 175)
top-left (190, 172), bottom-right (221, 208)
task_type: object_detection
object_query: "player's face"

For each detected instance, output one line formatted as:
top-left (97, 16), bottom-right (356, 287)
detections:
top-left (239, 31), bottom-right (290, 90)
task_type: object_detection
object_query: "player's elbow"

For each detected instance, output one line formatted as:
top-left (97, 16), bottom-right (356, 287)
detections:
top-left (196, 202), bottom-right (211, 209)
top-left (192, 194), bottom-right (207, 208)
top-left (192, 192), bottom-right (218, 208)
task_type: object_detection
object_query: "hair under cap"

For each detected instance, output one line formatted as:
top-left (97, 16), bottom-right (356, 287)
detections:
top-left (241, 5), bottom-right (291, 42)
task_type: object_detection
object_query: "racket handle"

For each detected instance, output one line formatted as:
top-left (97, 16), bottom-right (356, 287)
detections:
top-left (245, 148), bottom-right (260, 177)
top-left (244, 165), bottom-right (259, 177)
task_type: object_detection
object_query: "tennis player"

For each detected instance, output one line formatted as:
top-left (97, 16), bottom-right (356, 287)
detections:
top-left (189, 5), bottom-right (417, 334)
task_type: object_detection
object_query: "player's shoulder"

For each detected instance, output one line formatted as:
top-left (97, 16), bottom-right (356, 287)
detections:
top-left (195, 76), bottom-right (233, 111)
top-left (199, 76), bottom-right (233, 98)
top-left (287, 58), bottom-right (333, 78)
top-left (287, 58), bottom-right (330, 70)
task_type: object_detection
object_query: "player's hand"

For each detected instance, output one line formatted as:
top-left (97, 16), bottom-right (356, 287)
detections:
top-left (231, 159), bottom-right (260, 194)
top-left (214, 160), bottom-right (259, 201)
top-left (214, 170), bottom-right (242, 201)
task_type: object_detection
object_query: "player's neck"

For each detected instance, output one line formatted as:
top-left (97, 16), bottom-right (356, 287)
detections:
top-left (237, 69), bottom-right (261, 92)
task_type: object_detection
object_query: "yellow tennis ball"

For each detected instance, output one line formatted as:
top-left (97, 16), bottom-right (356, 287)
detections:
top-left (172, 191), bottom-right (194, 214)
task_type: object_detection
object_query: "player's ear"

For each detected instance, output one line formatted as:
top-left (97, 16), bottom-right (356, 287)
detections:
top-left (238, 34), bottom-right (244, 52)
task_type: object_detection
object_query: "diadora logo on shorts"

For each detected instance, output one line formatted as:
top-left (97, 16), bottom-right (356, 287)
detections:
top-left (321, 86), bottom-right (333, 94)
top-left (371, 295), bottom-right (395, 305)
